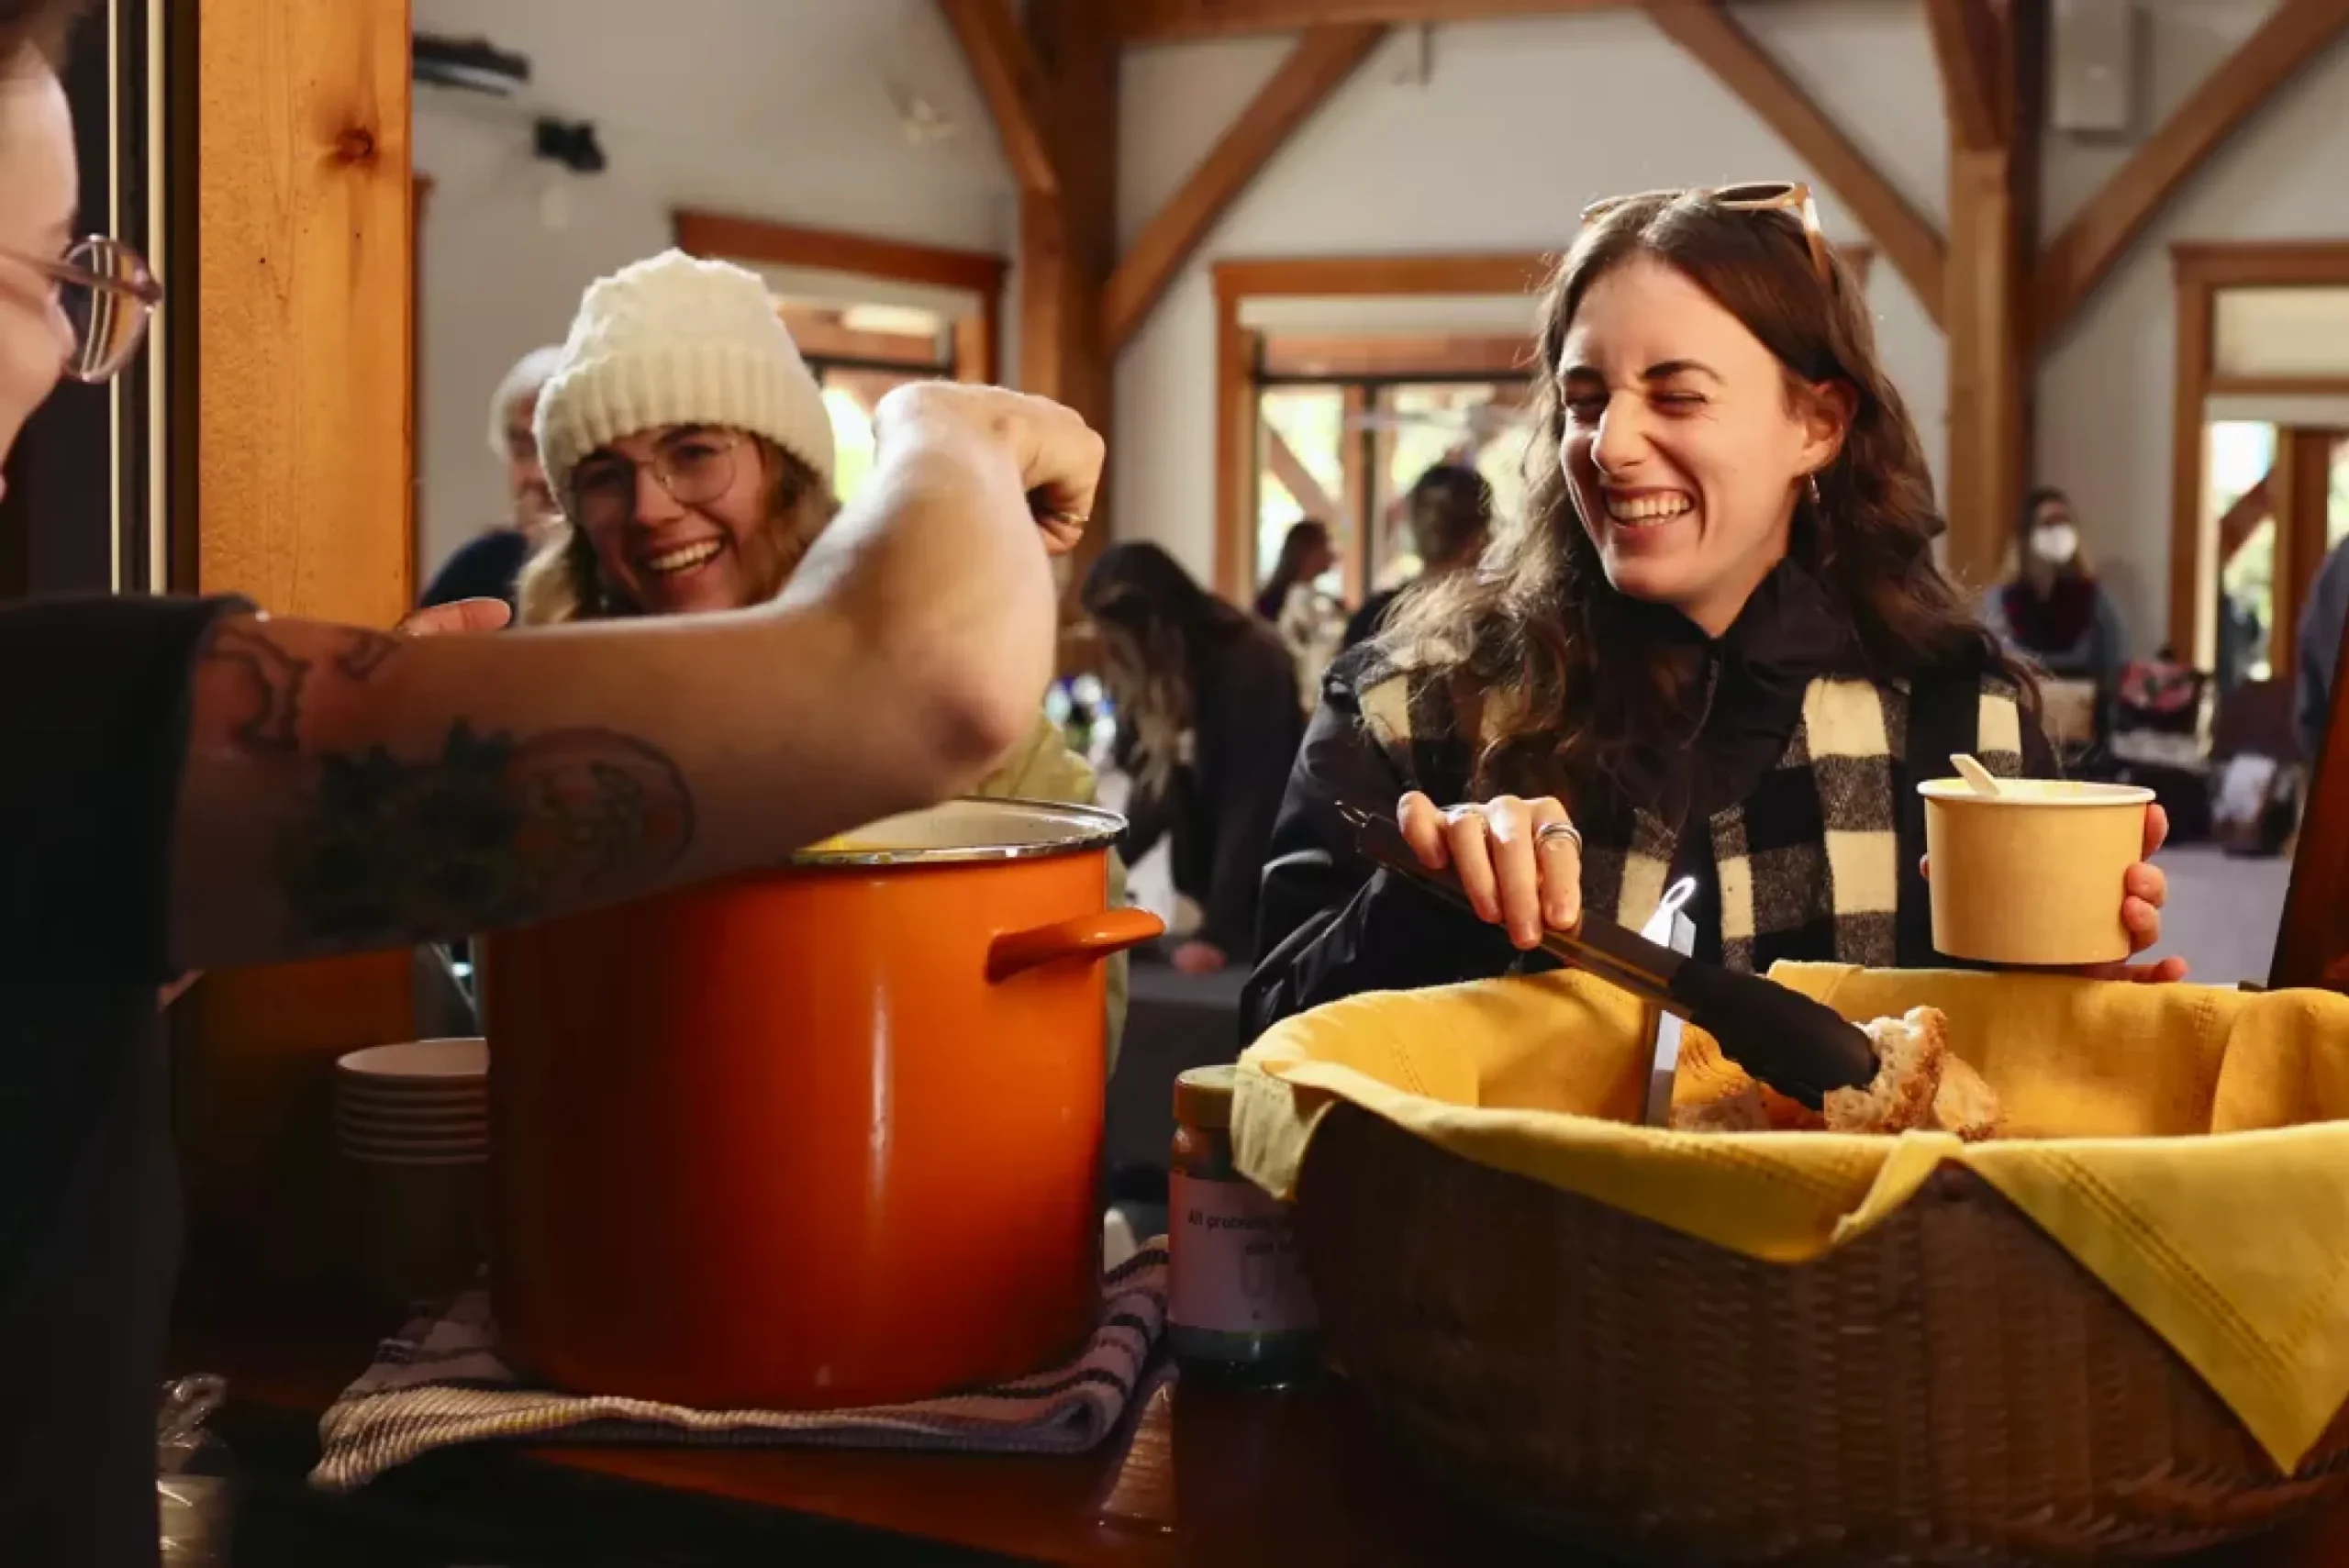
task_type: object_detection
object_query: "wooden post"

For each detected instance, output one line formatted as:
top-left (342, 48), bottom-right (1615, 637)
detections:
top-left (1933, 0), bottom-right (2041, 590)
top-left (2271, 428), bottom-right (2342, 676)
top-left (176, 0), bottom-right (420, 1324)
top-left (1211, 276), bottom-right (1260, 600)
top-left (1019, 0), bottom-right (1117, 582)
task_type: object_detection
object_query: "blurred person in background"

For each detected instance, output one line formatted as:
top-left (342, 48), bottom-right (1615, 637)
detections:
top-left (417, 344), bottom-right (564, 615)
top-left (1342, 462), bottom-right (1495, 651)
top-left (1253, 516), bottom-right (1335, 622)
top-left (2296, 529), bottom-right (2349, 763)
top-left (1084, 541), bottom-right (1301, 975)
top-left (516, 250), bottom-right (1125, 1049)
top-left (1981, 485), bottom-right (2126, 740)
top-left (1255, 516), bottom-right (1348, 700)
top-left (0, 3), bottom-right (1097, 1550)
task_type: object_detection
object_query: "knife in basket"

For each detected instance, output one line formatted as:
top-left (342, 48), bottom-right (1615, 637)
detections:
top-left (1334, 802), bottom-right (1878, 1108)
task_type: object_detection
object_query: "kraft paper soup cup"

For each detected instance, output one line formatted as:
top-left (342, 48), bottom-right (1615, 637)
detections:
top-left (1919, 777), bottom-right (2154, 965)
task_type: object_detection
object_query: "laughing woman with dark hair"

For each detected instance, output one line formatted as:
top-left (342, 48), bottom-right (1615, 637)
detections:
top-left (1245, 183), bottom-right (2183, 1040)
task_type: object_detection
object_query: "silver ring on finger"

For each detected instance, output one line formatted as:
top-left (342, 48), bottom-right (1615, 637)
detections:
top-left (1443, 804), bottom-right (1489, 828)
top-left (1535, 819), bottom-right (1584, 852)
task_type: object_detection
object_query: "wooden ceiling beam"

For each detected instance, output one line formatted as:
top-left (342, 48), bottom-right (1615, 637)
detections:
top-left (938, 0), bottom-right (1063, 196)
top-left (673, 209), bottom-right (1008, 297)
top-left (1104, 23), bottom-right (1386, 352)
top-left (1216, 251), bottom-right (1555, 297)
top-left (1922, 0), bottom-right (2004, 151)
top-left (2032, 0), bottom-right (2349, 353)
top-left (1642, 1), bottom-right (1947, 328)
top-left (1117, 0), bottom-right (1636, 42)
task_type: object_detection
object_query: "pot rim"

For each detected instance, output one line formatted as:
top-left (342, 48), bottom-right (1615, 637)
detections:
top-left (787, 795), bottom-right (1130, 868)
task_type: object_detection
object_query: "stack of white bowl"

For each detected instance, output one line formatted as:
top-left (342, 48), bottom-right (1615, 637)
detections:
top-left (334, 1038), bottom-right (489, 1163)
top-left (333, 1038), bottom-right (490, 1308)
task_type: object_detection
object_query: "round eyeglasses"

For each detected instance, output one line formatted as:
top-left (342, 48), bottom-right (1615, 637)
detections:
top-left (569, 430), bottom-right (748, 530)
top-left (5, 237), bottom-right (163, 383)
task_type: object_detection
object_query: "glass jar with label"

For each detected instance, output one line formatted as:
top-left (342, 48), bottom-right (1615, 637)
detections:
top-left (1168, 1064), bottom-right (1318, 1385)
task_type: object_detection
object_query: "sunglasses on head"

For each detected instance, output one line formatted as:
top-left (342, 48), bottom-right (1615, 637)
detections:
top-left (1579, 180), bottom-right (1832, 288)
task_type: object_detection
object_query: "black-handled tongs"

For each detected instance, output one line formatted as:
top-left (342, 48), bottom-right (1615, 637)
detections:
top-left (1335, 802), bottom-right (1878, 1108)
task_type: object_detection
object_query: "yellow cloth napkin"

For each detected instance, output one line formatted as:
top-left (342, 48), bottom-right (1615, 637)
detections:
top-left (1232, 964), bottom-right (2349, 1474)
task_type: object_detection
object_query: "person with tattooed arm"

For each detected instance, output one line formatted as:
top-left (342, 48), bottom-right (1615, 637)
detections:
top-left (0, 4), bottom-right (1096, 1561)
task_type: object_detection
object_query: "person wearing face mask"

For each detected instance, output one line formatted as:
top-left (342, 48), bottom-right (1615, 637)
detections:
top-left (517, 250), bottom-right (1126, 1051)
top-left (417, 345), bottom-right (564, 616)
top-left (1981, 485), bottom-right (2126, 740)
top-left (0, 5), bottom-right (1101, 1556)
top-left (1244, 183), bottom-right (2182, 1039)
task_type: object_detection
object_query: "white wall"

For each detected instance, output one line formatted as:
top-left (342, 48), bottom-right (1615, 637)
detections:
top-left (412, 0), bottom-right (1015, 577)
top-left (1110, 0), bottom-right (2349, 659)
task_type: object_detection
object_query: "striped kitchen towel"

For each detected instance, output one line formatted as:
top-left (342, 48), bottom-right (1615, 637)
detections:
top-left (309, 1241), bottom-right (1167, 1492)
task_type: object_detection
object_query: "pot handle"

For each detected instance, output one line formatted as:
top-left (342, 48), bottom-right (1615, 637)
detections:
top-left (987, 908), bottom-right (1167, 984)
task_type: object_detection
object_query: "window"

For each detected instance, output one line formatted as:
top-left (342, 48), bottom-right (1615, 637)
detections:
top-left (1243, 316), bottom-right (1539, 610)
top-left (673, 211), bottom-right (1006, 508)
top-left (1251, 376), bottom-right (1534, 606)
top-left (1256, 385), bottom-right (1346, 591)
top-left (782, 303), bottom-right (959, 506)
top-left (2212, 421), bottom-right (2277, 686)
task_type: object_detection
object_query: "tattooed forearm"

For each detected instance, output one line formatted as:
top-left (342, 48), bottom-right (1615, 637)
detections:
top-left (198, 619), bottom-right (313, 751)
top-left (274, 722), bottom-right (696, 943)
top-left (334, 628), bottom-right (405, 682)
top-left (194, 616), bottom-right (697, 949)
top-left (195, 621), bottom-right (411, 751)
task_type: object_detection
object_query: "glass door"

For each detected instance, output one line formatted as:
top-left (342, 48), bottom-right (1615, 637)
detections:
top-left (2211, 419), bottom-right (2277, 690)
top-left (1249, 364), bottom-right (1534, 613)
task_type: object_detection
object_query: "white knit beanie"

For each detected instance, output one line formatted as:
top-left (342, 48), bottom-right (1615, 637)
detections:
top-left (534, 249), bottom-right (835, 507)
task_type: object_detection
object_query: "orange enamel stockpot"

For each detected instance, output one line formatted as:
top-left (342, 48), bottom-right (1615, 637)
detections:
top-left (480, 798), bottom-right (1163, 1409)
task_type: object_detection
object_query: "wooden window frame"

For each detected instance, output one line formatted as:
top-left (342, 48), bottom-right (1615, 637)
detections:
top-left (1214, 253), bottom-right (1551, 603)
top-left (2169, 241), bottom-right (2349, 669)
top-left (671, 209), bottom-right (1007, 384)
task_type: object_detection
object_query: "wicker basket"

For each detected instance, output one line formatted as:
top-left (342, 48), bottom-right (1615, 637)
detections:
top-left (1294, 1106), bottom-right (2349, 1565)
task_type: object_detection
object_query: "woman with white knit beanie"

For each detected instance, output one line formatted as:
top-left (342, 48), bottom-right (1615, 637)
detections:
top-left (521, 249), bottom-right (1129, 1058)
top-left (520, 250), bottom-right (841, 624)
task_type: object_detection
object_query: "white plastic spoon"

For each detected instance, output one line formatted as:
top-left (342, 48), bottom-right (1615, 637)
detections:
top-left (1951, 752), bottom-right (2001, 798)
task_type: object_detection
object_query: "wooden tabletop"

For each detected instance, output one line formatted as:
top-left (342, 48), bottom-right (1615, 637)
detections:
top-left (183, 1302), bottom-right (2349, 1568)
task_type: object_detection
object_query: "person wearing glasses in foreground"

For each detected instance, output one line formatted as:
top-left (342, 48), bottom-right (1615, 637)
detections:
top-left (0, 6), bottom-right (1099, 1560)
top-left (514, 249), bottom-right (1127, 1052)
top-left (1243, 183), bottom-right (2182, 1039)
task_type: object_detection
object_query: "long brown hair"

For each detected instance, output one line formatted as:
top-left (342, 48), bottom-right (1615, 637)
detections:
top-left (516, 435), bottom-right (836, 625)
top-left (1081, 541), bottom-right (1252, 797)
top-left (1381, 189), bottom-right (2032, 797)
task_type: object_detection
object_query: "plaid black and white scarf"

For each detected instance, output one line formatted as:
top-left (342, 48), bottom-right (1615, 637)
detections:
top-left (1354, 667), bottom-right (2025, 972)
